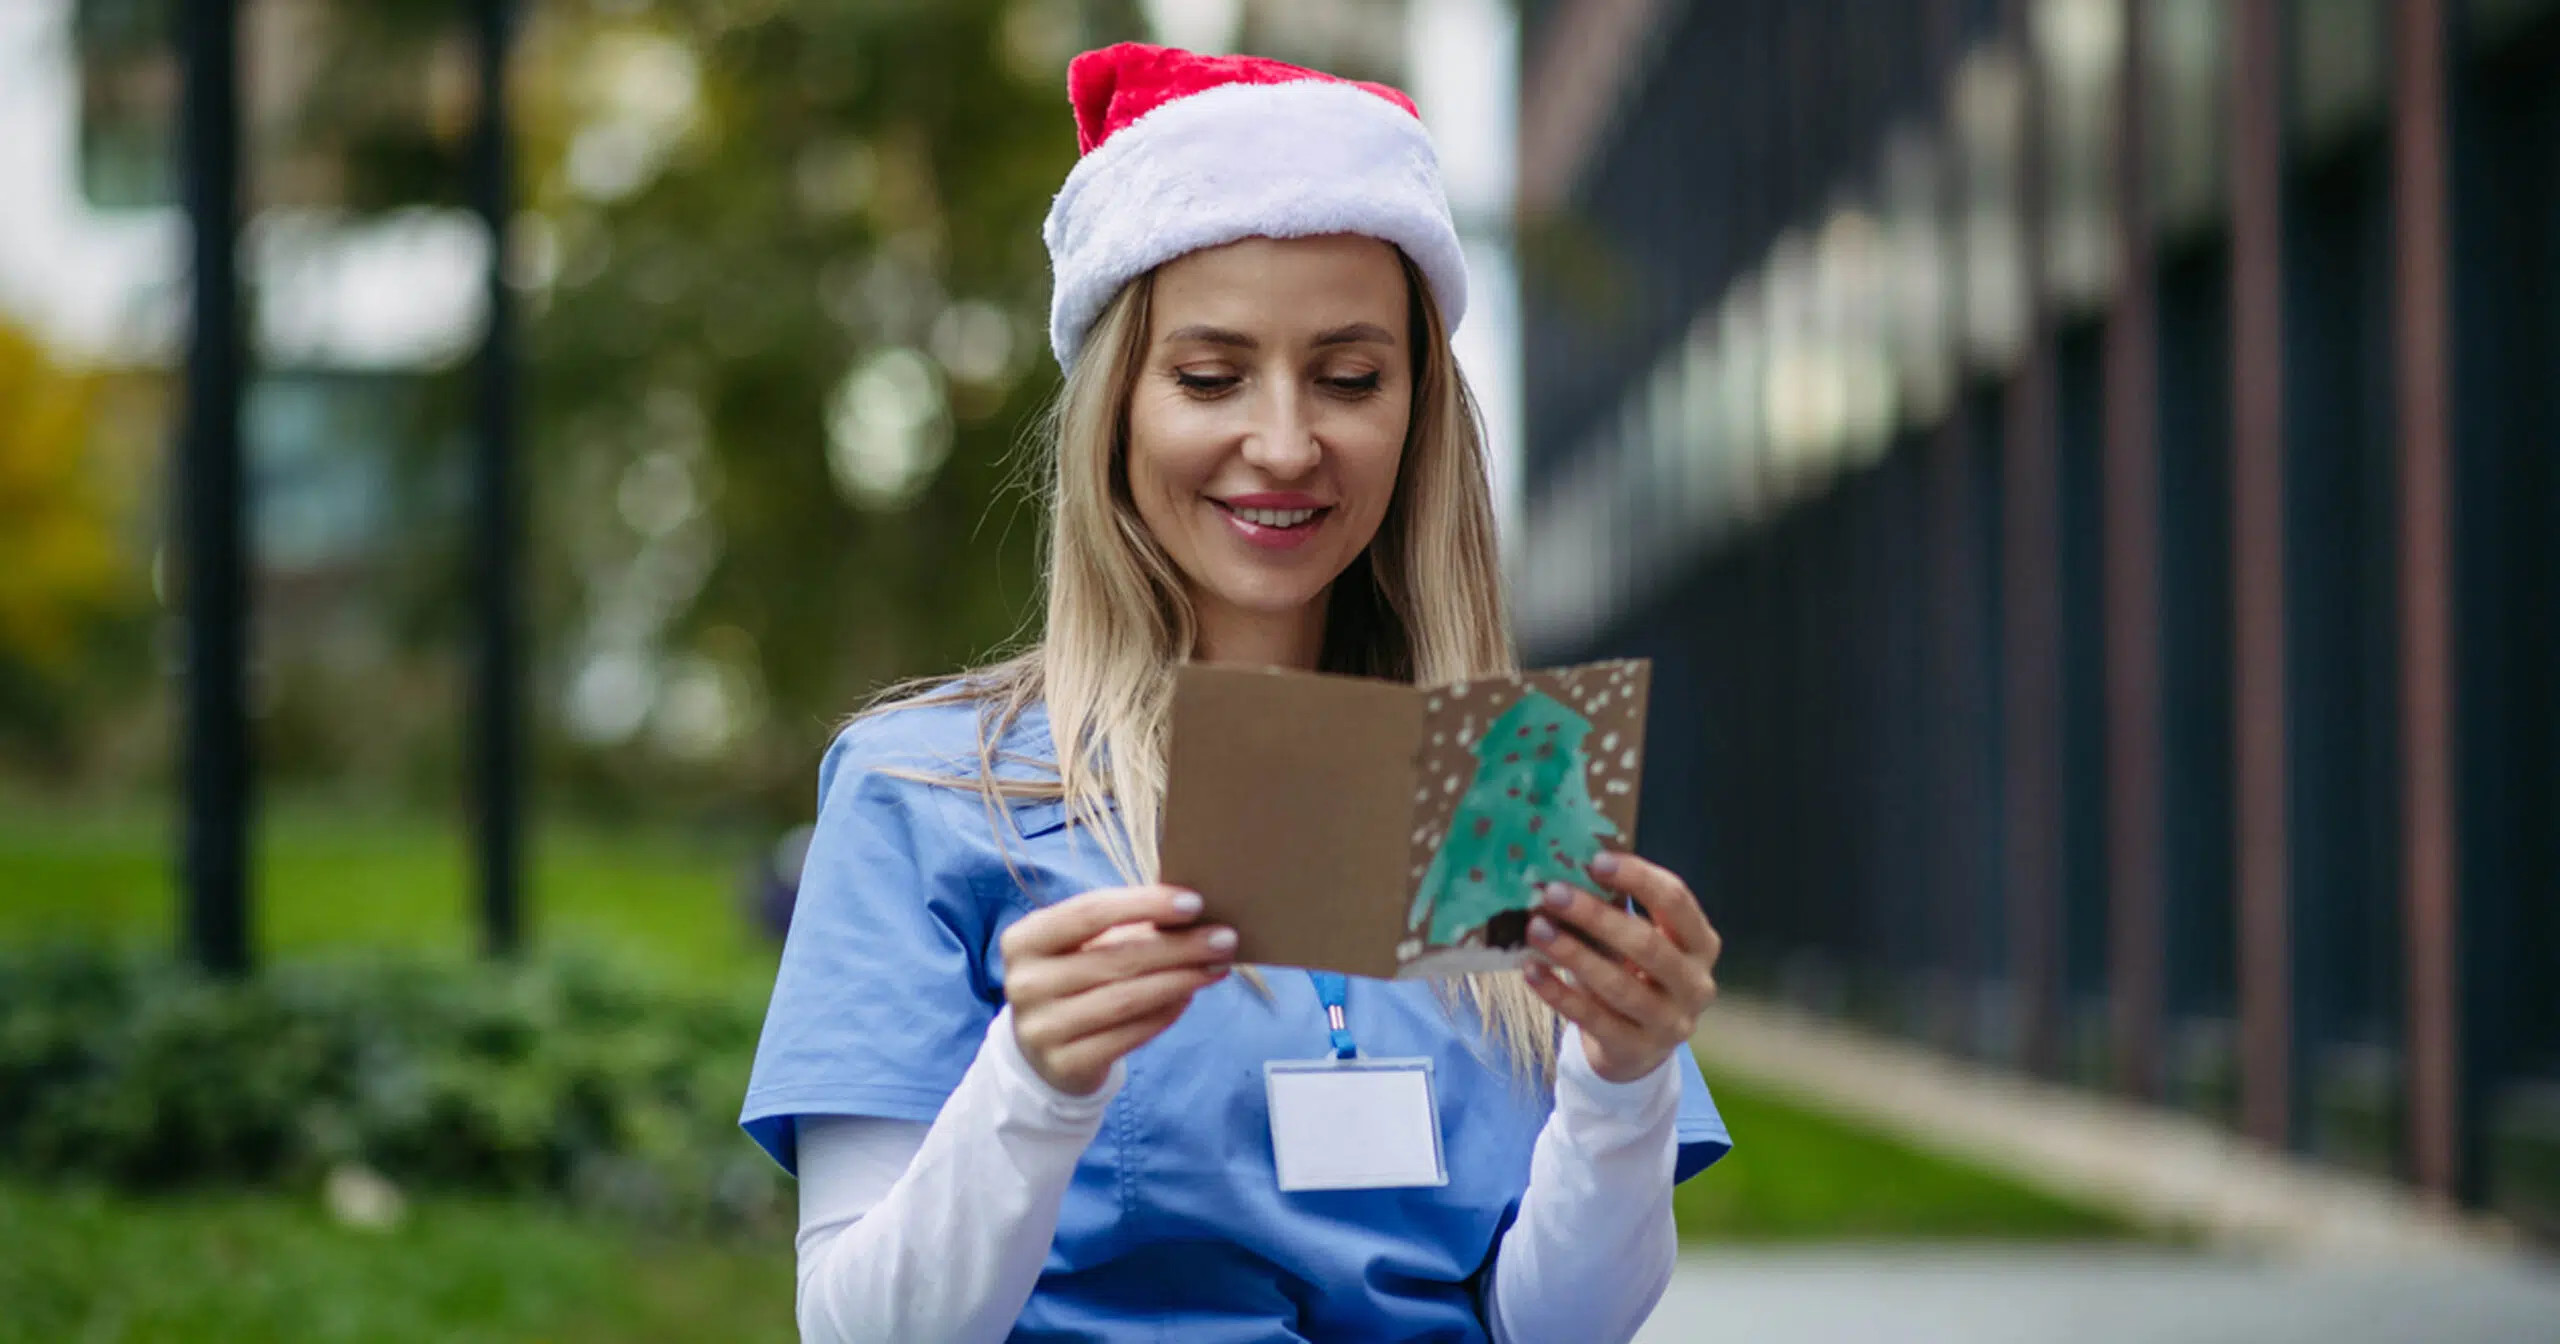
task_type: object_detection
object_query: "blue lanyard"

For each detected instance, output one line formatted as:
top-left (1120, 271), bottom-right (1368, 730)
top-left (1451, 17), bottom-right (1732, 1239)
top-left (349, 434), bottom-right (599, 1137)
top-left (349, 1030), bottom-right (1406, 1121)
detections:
top-left (1307, 971), bottom-right (1357, 1059)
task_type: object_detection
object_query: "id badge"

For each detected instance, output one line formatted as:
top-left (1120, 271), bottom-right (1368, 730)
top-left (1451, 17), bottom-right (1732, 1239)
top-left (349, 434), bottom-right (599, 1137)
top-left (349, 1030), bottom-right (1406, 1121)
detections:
top-left (1264, 1057), bottom-right (1448, 1192)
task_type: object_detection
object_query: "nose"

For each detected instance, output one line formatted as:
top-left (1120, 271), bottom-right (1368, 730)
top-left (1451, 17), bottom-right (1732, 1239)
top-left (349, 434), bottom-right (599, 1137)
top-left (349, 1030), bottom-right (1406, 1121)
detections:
top-left (1237, 383), bottom-right (1321, 479)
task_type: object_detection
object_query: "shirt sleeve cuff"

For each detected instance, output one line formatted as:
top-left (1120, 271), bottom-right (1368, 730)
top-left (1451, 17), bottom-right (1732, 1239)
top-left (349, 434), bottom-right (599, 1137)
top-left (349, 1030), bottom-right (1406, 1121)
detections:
top-left (984, 1003), bottom-right (1124, 1126)
top-left (1553, 1023), bottom-right (1681, 1141)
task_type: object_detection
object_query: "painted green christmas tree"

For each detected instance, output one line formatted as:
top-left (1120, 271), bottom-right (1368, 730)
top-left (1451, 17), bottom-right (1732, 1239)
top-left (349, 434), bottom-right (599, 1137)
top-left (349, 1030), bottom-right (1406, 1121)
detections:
top-left (1407, 690), bottom-right (1621, 947)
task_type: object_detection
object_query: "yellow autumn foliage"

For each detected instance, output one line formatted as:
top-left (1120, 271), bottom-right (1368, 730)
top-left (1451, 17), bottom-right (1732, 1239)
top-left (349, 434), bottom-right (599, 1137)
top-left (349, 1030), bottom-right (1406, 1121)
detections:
top-left (0, 321), bottom-right (127, 672)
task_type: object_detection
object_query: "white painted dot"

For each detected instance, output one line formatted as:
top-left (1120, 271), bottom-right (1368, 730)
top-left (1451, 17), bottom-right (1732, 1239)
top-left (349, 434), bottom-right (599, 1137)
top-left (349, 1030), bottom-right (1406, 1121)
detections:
top-left (1426, 697), bottom-right (1443, 713)
top-left (1590, 691), bottom-right (1612, 710)
top-left (1602, 732), bottom-right (1619, 751)
top-left (1444, 775), bottom-right (1462, 794)
top-left (1621, 749), bottom-right (1638, 769)
top-left (1433, 732), bottom-right (1445, 746)
top-left (1605, 779), bottom-right (1631, 795)
top-left (1451, 681), bottom-right (1470, 698)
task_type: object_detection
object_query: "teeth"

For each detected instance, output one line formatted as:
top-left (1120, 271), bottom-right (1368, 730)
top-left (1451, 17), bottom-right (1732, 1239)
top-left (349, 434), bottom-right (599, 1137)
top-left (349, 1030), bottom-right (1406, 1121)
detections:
top-left (1233, 506), bottom-right (1318, 528)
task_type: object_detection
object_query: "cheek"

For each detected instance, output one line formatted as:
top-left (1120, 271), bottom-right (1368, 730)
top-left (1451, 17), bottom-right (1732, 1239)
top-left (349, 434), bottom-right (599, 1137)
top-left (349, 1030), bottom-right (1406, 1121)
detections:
top-left (1125, 397), bottom-right (1213, 510)
top-left (1338, 403), bottom-right (1411, 521)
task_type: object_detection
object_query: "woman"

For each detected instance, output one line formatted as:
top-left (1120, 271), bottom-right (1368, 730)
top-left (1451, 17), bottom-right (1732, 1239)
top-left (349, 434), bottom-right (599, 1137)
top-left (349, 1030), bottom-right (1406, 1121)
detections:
top-left (744, 43), bottom-right (1731, 1343)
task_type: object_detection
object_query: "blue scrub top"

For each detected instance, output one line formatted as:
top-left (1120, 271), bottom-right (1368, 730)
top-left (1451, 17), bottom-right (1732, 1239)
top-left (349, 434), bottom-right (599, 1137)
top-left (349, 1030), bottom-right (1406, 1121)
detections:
top-left (742, 695), bottom-right (1731, 1342)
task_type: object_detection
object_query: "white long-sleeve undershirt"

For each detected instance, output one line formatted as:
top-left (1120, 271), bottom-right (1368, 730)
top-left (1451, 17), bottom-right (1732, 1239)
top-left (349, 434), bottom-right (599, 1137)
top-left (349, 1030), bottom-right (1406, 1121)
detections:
top-left (792, 1010), bottom-right (1679, 1344)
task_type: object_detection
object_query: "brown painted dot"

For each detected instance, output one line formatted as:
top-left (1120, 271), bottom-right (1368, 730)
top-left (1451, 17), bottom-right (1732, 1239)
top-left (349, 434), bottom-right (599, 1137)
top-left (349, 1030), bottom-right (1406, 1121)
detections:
top-left (1469, 868), bottom-right (1484, 883)
top-left (1529, 815), bottom-right (1544, 832)
top-left (1507, 844), bottom-right (1525, 861)
top-left (1505, 752), bottom-right (1520, 764)
top-left (1535, 743), bottom-right (1554, 759)
top-left (1472, 816), bottom-right (1492, 838)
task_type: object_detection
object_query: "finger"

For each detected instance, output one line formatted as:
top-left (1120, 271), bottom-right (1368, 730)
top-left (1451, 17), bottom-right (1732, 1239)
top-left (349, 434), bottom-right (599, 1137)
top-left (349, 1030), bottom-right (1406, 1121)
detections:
top-left (1018, 962), bottom-right (1224, 1050)
top-left (1002, 885), bottom-right (1203, 961)
top-left (1009, 926), bottom-right (1231, 1015)
top-left (1085, 921), bottom-right (1161, 949)
top-left (1521, 959), bottom-right (1647, 1045)
top-left (1031, 924), bottom-right (1237, 1000)
top-left (1536, 882), bottom-right (1711, 1005)
top-left (1527, 911), bottom-right (1675, 1026)
top-left (1042, 1001), bottom-right (1189, 1088)
top-left (1588, 851), bottom-right (1720, 961)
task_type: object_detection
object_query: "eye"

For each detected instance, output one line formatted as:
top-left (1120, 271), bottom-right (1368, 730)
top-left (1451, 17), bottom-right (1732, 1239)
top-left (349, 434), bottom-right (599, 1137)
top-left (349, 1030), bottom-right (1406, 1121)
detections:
top-left (1174, 370), bottom-right (1239, 396)
top-left (1322, 371), bottom-right (1383, 396)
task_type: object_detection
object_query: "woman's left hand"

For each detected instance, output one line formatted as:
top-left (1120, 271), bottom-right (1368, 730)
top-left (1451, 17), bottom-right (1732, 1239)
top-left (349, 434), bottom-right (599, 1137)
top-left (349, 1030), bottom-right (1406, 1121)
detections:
top-left (1521, 851), bottom-right (1722, 1084)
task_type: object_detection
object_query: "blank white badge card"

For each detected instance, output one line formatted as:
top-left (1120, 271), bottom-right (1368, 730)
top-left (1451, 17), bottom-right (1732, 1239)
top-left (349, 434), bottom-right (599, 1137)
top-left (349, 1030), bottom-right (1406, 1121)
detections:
top-left (1264, 1057), bottom-right (1448, 1192)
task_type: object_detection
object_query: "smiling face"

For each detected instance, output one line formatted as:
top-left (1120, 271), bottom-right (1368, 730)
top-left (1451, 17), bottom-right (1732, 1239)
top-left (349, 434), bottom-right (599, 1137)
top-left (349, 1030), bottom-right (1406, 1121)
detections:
top-left (1123, 235), bottom-right (1414, 663)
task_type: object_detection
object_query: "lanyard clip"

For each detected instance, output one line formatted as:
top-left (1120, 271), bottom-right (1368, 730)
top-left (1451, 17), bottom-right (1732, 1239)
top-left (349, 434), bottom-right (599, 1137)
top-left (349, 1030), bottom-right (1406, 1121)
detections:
top-left (1310, 971), bottom-right (1357, 1059)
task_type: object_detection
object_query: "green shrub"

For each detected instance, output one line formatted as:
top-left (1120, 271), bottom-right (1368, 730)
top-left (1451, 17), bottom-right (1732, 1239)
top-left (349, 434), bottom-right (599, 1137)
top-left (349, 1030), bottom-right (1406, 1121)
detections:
top-left (0, 948), bottom-right (786, 1230)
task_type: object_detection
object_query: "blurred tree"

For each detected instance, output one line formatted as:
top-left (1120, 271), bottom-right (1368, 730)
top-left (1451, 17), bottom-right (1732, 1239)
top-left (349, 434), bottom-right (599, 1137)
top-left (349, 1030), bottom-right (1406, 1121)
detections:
top-left (0, 322), bottom-right (145, 771)
top-left (299, 0), bottom-right (1129, 817)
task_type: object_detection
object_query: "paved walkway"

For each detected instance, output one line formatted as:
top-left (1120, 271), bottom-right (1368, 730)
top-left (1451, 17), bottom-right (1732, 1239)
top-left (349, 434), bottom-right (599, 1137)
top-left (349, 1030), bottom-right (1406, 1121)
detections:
top-left (1637, 1248), bottom-right (2560, 1344)
top-left (1635, 996), bottom-right (2560, 1341)
top-left (1686, 995), bottom-right (2515, 1255)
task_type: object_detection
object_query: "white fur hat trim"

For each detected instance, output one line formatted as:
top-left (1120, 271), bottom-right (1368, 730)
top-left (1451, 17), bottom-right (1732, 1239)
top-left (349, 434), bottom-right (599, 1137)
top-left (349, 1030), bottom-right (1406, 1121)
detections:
top-left (1041, 79), bottom-right (1469, 370)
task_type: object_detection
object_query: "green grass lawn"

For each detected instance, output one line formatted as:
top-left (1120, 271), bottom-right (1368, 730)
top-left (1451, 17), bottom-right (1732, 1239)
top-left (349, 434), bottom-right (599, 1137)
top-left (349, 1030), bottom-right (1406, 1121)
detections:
top-left (0, 799), bottom-right (778, 990)
top-left (1676, 1077), bottom-right (2141, 1242)
top-left (0, 1181), bottom-right (795, 1344)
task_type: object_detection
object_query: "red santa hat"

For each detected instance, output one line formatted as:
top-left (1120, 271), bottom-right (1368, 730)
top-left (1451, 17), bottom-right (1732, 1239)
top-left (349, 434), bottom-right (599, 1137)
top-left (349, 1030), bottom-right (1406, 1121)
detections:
top-left (1041, 43), bottom-right (1469, 369)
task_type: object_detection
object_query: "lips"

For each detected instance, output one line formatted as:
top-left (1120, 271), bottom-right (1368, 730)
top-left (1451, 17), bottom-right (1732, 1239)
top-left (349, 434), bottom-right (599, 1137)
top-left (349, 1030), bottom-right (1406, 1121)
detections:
top-left (1209, 496), bottom-right (1331, 551)
top-left (1227, 503), bottom-right (1320, 528)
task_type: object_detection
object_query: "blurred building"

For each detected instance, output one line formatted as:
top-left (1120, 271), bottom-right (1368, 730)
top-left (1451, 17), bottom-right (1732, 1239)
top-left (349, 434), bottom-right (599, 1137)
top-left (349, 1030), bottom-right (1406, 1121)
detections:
top-left (1516, 0), bottom-right (2557, 1230)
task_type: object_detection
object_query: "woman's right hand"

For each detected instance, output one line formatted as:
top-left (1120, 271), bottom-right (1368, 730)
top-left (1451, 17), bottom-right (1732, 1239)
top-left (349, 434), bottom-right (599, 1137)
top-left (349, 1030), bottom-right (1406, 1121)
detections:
top-left (999, 885), bottom-right (1236, 1096)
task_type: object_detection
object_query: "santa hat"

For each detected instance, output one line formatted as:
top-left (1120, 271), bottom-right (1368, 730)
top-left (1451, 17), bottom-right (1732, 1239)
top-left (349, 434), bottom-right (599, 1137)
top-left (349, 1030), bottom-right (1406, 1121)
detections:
top-left (1041, 43), bottom-right (1469, 370)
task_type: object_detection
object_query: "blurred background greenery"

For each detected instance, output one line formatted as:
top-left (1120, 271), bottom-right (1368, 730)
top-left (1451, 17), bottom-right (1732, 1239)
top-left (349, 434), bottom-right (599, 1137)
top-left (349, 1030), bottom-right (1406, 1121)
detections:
top-left (7, 0), bottom-right (1137, 817)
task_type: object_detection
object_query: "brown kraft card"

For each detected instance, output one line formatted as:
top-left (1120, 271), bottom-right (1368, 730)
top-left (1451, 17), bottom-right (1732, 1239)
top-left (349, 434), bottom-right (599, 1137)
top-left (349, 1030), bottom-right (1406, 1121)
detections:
top-left (1159, 659), bottom-right (1650, 979)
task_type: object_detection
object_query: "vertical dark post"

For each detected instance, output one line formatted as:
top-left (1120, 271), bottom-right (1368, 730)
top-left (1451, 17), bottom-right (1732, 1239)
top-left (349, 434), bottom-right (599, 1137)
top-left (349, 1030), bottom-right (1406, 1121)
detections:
top-left (2003, 0), bottom-right (2064, 1077)
top-left (178, 0), bottom-right (250, 976)
top-left (2103, 0), bottom-right (2165, 1100)
top-left (1918, 0), bottom-right (1979, 1054)
top-left (471, 0), bottom-right (524, 959)
top-left (2390, 0), bottom-right (2459, 1202)
top-left (2228, 0), bottom-right (2291, 1151)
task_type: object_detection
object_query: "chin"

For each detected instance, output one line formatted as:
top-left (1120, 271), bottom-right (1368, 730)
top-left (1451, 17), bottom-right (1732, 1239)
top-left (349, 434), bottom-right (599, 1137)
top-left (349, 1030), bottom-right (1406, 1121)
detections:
top-left (1204, 571), bottom-right (1337, 619)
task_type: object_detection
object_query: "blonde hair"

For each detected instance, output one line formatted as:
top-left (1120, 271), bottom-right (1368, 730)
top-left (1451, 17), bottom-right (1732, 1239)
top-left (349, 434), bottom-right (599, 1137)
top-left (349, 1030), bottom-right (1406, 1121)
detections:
top-left (873, 249), bottom-right (1558, 1082)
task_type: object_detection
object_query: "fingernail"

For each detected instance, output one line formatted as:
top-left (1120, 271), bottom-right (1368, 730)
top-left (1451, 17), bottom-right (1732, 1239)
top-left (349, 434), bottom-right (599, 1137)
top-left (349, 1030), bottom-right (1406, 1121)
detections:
top-left (1528, 916), bottom-right (1557, 944)
top-left (1589, 851), bottom-right (1621, 877)
top-left (1542, 882), bottom-right (1575, 910)
top-left (1205, 927), bottom-right (1237, 953)
top-left (1170, 890), bottom-right (1203, 917)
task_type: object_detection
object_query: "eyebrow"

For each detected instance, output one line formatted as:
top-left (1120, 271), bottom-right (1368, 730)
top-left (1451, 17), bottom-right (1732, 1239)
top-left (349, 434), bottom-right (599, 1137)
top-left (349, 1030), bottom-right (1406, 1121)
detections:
top-left (1161, 322), bottom-right (1398, 350)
